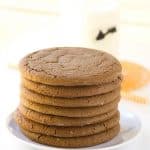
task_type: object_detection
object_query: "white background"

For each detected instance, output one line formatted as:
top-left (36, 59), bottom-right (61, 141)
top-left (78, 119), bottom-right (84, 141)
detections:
top-left (0, 0), bottom-right (150, 149)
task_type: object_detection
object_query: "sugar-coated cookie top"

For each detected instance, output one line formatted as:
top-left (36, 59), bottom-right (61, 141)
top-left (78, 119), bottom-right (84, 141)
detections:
top-left (19, 47), bottom-right (122, 86)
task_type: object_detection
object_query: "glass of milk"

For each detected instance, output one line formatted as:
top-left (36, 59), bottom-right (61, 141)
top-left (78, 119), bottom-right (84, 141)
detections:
top-left (4, 0), bottom-right (120, 67)
top-left (58, 0), bottom-right (120, 56)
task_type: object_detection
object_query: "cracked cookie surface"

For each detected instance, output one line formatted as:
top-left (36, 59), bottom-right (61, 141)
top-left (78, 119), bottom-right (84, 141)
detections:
top-left (21, 125), bottom-right (120, 148)
top-left (19, 105), bottom-right (118, 126)
top-left (21, 97), bottom-right (120, 117)
top-left (19, 47), bottom-right (122, 86)
top-left (22, 78), bottom-right (121, 98)
top-left (21, 86), bottom-right (120, 107)
top-left (14, 109), bottom-right (119, 137)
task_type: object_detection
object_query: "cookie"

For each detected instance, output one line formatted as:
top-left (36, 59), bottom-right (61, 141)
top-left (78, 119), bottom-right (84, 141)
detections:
top-left (22, 78), bottom-right (121, 98)
top-left (19, 47), bottom-right (122, 86)
top-left (21, 97), bottom-right (120, 117)
top-left (14, 110), bottom-right (119, 137)
top-left (19, 105), bottom-right (118, 126)
top-left (21, 124), bottom-right (120, 148)
top-left (21, 86), bottom-right (120, 107)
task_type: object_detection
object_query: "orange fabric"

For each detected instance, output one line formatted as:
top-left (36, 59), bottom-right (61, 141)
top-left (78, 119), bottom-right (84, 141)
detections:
top-left (121, 92), bottom-right (149, 104)
top-left (121, 61), bottom-right (150, 91)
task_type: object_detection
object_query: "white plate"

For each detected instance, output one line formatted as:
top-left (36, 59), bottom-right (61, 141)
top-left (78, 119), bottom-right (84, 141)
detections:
top-left (6, 110), bottom-right (141, 150)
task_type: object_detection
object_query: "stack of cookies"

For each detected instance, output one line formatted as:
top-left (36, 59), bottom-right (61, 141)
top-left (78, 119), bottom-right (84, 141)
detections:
top-left (14, 47), bottom-right (122, 148)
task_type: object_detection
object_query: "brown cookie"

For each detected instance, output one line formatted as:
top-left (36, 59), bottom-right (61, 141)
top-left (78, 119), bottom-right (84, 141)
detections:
top-left (14, 109), bottom-right (119, 137)
top-left (21, 86), bottom-right (120, 107)
top-left (22, 78), bottom-right (121, 98)
top-left (21, 97), bottom-right (120, 117)
top-left (21, 125), bottom-right (120, 148)
top-left (19, 47), bottom-right (122, 86)
top-left (19, 105), bottom-right (118, 126)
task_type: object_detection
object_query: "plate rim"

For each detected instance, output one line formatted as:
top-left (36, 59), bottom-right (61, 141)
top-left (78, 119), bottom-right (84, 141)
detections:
top-left (6, 110), bottom-right (142, 150)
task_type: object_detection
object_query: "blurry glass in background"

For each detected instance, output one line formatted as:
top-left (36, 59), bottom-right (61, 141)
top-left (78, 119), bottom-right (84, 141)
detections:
top-left (0, 0), bottom-right (119, 66)
top-left (57, 0), bottom-right (119, 55)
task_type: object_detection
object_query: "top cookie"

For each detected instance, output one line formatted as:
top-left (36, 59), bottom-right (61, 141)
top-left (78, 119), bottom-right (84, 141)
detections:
top-left (19, 47), bottom-right (122, 86)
